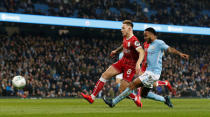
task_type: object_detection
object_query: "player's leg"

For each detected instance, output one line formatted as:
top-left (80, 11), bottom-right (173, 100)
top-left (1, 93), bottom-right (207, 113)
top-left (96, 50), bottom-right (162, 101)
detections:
top-left (137, 87), bottom-right (141, 99)
top-left (103, 71), bottom-right (171, 108)
top-left (140, 72), bottom-right (173, 107)
top-left (139, 87), bottom-right (173, 107)
top-left (115, 72), bottom-right (141, 102)
top-left (113, 72), bottom-right (173, 107)
top-left (103, 74), bottom-right (144, 107)
top-left (119, 80), bottom-right (129, 93)
top-left (104, 71), bottom-right (173, 108)
top-left (154, 80), bottom-right (176, 95)
top-left (145, 92), bottom-right (173, 107)
top-left (81, 65), bottom-right (120, 103)
top-left (119, 80), bottom-right (135, 99)
top-left (93, 65), bottom-right (119, 95)
top-left (141, 87), bottom-right (165, 102)
top-left (115, 73), bottom-right (123, 91)
top-left (122, 67), bottom-right (143, 107)
top-left (139, 74), bottom-right (173, 107)
top-left (132, 74), bottom-right (142, 100)
top-left (118, 79), bottom-right (142, 107)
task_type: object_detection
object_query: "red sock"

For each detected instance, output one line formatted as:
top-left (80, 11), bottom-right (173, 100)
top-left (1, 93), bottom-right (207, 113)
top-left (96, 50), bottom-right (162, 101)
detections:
top-left (129, 93), bottom-right (136, 100)
top-left (165, 81), bottom-right (173, 92)
top-left (167, 84), bottom-right (173, 92)
top-left (92, 78), bottom-right (106, 97)
top-left (157, 81), bottom-right (173, 92)
top-left (137, 88), bottom-right (141, 98)
top-left (157, 81), bottom-right (166, 86)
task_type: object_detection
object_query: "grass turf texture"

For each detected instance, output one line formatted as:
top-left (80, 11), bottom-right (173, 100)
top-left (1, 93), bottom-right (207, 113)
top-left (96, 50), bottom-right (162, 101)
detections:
top-left (0, 98), bottom-right (209, 117)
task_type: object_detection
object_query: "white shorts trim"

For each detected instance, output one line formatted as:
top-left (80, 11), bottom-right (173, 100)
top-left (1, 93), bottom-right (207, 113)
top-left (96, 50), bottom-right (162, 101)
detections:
top-left (116, 73), bottom-right (123, 80)
top-left (138, 71), bottom-right (160, 88)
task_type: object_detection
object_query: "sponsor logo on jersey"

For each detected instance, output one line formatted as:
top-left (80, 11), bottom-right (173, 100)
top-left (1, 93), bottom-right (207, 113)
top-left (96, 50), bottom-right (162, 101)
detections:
top-left (128, 42), bottom-right (130, 47)
top-left (148, 46), bottom-right (155, 54)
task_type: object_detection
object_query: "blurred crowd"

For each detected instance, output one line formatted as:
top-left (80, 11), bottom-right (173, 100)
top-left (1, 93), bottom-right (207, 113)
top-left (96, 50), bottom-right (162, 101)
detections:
top-left (0, 0), bottom-right (209, 27)
top-left (0, 32), bottom-right (209, 98)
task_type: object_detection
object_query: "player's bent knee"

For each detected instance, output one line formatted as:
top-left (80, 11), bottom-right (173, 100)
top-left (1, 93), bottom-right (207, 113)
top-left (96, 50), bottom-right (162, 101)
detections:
top-left (119, 80), bottom-right (129, 93)
top-left (128, 82), bottom-right (136, 90)
top-left (132, 78), bottom-right (143, 88)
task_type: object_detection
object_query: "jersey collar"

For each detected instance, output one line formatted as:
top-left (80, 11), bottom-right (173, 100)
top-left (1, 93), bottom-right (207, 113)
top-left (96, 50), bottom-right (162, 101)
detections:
top-left (126, 35), bottom-right (134, 40)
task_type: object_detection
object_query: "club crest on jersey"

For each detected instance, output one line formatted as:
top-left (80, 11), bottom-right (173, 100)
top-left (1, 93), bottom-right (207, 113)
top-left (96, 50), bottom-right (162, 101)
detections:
top-left (150, 46), bottom-right (155, 50)
top-left (134, 41), bottom-right (140, 46)
top-left (128, 42), bottom-right (130, 47)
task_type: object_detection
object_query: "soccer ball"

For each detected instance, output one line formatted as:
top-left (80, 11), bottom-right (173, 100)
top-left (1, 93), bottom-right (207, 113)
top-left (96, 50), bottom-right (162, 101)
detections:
top-left (12, 76), bottom-right (26, 88)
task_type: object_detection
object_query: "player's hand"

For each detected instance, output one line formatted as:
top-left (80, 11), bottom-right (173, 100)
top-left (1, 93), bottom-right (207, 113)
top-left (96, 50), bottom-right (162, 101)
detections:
top-left (180, 53), bottom-right (189, 60)
top-left (110, 50), bottom-right (117, 58)
top-left (135, 65), bottom-right (141, 75)
top-left (134, 71), bottom-right (143, 78)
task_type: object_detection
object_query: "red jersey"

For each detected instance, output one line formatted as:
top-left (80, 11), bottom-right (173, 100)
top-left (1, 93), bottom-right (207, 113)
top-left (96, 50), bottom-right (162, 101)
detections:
top-left (141, 41), bottom-right (150, 72)
top-left (122, 35), bottom-right (142, 65)
top-left (112, 35), bottom-right (141, 82)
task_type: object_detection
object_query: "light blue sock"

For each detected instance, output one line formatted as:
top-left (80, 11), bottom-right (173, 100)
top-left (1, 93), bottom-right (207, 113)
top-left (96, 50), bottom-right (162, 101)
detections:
top-left (112, 88), bottom-right (132, 105)
top-left (146, 92), bottom-right (165, 102)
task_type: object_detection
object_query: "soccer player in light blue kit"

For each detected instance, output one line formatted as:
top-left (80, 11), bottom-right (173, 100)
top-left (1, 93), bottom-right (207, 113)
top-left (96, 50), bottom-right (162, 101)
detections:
top-left (103, 27), bottom-right (189, 108)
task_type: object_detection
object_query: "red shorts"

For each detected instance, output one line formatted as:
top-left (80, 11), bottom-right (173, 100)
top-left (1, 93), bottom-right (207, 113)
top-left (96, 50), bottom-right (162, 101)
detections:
top-left (112, 58), bottom-right (136, 82)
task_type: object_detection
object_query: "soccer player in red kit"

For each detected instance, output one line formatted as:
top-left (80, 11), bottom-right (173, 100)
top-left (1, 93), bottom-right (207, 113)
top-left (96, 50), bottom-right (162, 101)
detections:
top-left (81, 20), bottom-right (144, 106)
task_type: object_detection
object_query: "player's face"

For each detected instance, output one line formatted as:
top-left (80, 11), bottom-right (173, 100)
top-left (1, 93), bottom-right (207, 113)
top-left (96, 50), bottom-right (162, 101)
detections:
top-left (121, 24), bottom-right (130, 37)
top-left (144, 31), bottom-right (152, 43)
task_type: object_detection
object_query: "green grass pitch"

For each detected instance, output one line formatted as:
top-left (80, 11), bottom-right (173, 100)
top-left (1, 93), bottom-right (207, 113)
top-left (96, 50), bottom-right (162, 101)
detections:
top-left (0, 98), bottom-right (209, 117)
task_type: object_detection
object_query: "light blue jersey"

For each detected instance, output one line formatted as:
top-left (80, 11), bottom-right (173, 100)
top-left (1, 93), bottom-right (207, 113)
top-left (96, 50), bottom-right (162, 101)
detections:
top-left (146, 39), bottom-right (169, 75)
top-left (119, 52), bottom-right (124, 60)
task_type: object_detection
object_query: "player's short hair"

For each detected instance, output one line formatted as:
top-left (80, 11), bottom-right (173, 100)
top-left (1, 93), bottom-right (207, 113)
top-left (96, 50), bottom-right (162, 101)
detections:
top-left (123, 20), bottom-right (133, 28)
top-left (145, 27), bottom-right (157, 36)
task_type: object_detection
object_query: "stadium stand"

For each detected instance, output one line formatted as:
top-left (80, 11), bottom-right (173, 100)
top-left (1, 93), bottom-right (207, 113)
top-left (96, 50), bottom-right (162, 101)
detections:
top-left (0, 0), bottom-right (209, 27)
top-left (0, 29), bottom-right (209, 98)
top-left (0, 0), bottom-right (209, 98)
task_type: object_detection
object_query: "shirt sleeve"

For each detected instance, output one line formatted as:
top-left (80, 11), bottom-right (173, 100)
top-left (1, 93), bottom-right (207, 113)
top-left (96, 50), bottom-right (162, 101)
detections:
top-left (132, 39), bottom-right (142, 51)
top-left (118, 52), bottom-right (124, 60)
top-left (159, 40), bottom-right (169, 50)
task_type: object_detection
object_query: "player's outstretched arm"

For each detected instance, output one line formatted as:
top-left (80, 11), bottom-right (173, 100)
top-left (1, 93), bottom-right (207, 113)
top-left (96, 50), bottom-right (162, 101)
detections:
top-left (167, 47), bottom-right (189, 60)
top-left (136, 47), bottom-right (145, 75)
top-left (110, 44), bottom-right (123, 58)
